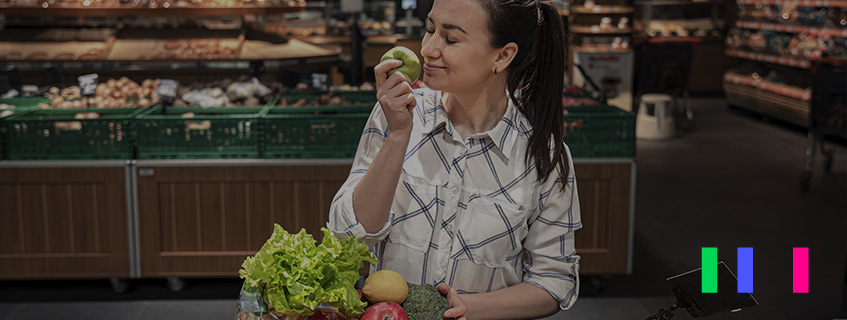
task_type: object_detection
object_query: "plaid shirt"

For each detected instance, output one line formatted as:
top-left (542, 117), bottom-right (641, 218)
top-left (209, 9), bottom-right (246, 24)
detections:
top-left (329, 88), bottom-right (582, 310)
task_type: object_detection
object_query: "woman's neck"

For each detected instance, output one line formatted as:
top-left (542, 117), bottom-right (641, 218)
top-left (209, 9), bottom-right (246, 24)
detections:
top-left (443, 81), bottom-right (509, 140)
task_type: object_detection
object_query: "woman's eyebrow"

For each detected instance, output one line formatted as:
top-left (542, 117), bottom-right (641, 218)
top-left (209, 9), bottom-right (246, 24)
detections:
top-left (428, 16), bottom-right (469, 35)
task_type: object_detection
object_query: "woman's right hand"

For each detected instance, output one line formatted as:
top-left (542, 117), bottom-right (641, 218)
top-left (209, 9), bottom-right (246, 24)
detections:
top-left (375, 59), bottom-right (416, 136)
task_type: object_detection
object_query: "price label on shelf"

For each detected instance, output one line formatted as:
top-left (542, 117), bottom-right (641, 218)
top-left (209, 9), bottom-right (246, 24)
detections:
top-left (78, 73), bottom-right (98, 97)
top-left (311, 73), bottom-right (329, 92)
top-left (157, 79), bottom-right (179, 100)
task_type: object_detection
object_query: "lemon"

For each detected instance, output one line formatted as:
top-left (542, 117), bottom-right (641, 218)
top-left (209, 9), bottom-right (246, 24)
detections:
top-left (362, 270), bottom-right (409, 304)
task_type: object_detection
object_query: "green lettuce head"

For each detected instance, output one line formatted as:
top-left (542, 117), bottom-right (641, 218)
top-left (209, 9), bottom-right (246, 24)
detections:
top-left (239, 225), bottom-right (378, 318)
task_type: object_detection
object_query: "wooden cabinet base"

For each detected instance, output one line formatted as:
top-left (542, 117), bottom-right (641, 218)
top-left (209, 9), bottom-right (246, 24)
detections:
top-left (573, 162), bottom-right (634, 275)
top-left (0, 160), bottom-right (633, 278)
top-left (135, 164), bottom-right (350, 277)
top-left (134, 160), bottom-right (634, 277)
top-left (0, 167), bottom-right (130, 279)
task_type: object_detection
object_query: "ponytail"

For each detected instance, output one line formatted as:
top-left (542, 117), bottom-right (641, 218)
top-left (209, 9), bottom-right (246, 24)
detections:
top-left (483, 0), bottom-right (569, 186)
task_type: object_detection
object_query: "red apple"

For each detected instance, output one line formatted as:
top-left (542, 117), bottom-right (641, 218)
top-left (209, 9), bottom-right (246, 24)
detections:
top-left (360, 302), bottom-right (408, 320)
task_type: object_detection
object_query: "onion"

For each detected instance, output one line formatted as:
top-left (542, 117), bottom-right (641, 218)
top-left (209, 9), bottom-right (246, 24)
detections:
top-left (96, 84), bottom-right (107, 96)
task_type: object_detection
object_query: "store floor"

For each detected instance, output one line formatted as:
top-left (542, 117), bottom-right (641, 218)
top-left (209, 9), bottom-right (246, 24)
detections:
top-left (1, 98), bottom-right (845, 320)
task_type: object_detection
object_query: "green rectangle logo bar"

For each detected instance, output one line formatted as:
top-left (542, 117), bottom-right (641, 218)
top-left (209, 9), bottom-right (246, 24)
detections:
top-left (702, 247), bottom-right (718, 293)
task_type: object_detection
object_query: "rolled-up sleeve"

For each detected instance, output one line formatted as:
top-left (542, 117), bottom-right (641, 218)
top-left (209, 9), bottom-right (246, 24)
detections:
top-left (523, 145), bottom-right (582, 310)
top-left (327, 103), bottom-right (394, 245)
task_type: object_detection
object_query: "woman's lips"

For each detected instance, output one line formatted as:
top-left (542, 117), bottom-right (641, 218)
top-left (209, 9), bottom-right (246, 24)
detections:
top-left (424, 63), bottom-right (446, 72)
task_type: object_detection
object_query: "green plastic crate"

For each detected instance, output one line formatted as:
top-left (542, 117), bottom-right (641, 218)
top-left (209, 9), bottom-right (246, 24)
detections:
top-left (563, 105), bottom-right (635, 158)
top-left (336, 90), bottom-right (378, 104)
top-left (1, 106), bottom-right (42, 160)
top-left (136, 105), bottom-right (270, 159)
top-left (3, 107), bottom-right (147, 160)
top-left (283, 90), bottom-right (377, 105)
top-left (263, 104), bottom-right (373, 158)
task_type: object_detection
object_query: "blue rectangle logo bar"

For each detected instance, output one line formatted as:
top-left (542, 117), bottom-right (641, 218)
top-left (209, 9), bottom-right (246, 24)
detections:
top-left (738, 247), bottom-right (753, 293)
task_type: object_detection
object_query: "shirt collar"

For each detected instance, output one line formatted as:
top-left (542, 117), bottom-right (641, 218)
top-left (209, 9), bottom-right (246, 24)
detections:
top-left (420, 90), bottom-right (528, 160)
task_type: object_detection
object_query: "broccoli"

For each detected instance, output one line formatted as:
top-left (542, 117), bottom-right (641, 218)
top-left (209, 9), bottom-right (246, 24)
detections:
top-left (401, 284), bottom-right (454, 320)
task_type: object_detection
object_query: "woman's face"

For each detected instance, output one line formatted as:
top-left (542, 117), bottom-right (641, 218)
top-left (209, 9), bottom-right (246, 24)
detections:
top-left (421, 0), bottom-right (500, 92)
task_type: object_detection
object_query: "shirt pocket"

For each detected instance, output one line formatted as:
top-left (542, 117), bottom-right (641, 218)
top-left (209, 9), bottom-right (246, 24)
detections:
top-left (388, 172), bottom-right (440, 253)
top-left (454, 195), bottom-right (529, 269)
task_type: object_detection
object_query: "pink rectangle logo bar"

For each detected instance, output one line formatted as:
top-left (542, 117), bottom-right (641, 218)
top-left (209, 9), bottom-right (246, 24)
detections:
top-left (793, 247), bottom-right (809, 293)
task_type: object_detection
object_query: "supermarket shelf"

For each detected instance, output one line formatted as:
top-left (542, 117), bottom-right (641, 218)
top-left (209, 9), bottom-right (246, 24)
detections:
top-left (296, 34), bottom-right (397, 45)
top-left (574, 46), bottom-right (633, 53)
top-left (736, 0), bottom-right (847, 6)
top-left (571, 6), bottom-right (634, 14)
top-left (723, 71), bottom-right (811, 101)
top-left (735, 21), bottom-right (847, 37)
top-left (725, 49), bottom-right (811, 68)
top-left (647, 36), bottom-right (705, 43)
top-left (724, 81), bottom-right (809, 126)
top-left (0, 160), bottom-right (129, 168)
top-left (636, 0), bottom-right (721, 4)
top-left (0, 4), bottom-right (306, 17)
top-left (571, 26), bottom-right (633, 34)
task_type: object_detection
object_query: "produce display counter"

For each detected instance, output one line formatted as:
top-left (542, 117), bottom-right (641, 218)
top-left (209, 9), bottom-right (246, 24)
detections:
top-left (0, 160), bottom-right (132, 283)
top-left (0, 157), bottom-right (635, 284)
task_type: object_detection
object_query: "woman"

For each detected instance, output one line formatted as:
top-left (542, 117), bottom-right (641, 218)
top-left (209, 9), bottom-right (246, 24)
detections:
top-left (329, 0), bottom-right (581, 319)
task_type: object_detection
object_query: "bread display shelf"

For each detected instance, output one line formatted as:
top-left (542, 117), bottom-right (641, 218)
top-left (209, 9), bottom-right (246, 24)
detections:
top-left (107, 28), bottom-right (245, 61)
top-left (0, 41), bottom-right (110, 61)
top-left (0, 4), bottom-right (305, 17)
top-left (0, 28), bottom-right (340, 63)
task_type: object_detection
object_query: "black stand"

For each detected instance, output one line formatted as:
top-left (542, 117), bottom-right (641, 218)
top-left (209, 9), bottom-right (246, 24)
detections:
top-left (842, 249), bottom-right (847, 316)
top-left (349, 14), bottom-right (366, 86)
top-left (645, 303), bottom-right (679, 320)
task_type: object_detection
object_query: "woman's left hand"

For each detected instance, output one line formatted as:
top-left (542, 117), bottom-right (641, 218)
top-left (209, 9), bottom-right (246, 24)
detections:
top-left (437, 283), bottom-right (468, 320)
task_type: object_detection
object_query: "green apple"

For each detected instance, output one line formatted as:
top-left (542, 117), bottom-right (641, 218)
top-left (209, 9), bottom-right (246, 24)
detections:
top-left (380, 46), bottom-right (421, 82)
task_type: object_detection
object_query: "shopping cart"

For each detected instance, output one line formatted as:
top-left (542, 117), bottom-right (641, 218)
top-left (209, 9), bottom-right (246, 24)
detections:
top-left (800, 60), bottom-right (847, 192)
top-left (635, 38), bottom-right (700, 124)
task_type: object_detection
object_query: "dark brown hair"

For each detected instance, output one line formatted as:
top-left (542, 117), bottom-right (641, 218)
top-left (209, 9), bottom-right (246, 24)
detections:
top-left (479, 0), bottom-right (569, 185)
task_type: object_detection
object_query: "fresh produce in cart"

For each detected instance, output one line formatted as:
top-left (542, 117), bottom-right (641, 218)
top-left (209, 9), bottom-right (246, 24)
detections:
top-left (238, 225), bottom-right (378, 320)
top-left (237, 224), bottom-right (456, 320)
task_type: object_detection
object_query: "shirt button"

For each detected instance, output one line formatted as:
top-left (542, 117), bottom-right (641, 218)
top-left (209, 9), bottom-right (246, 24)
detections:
top-left (451, 186), bottom-right (459, 194)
